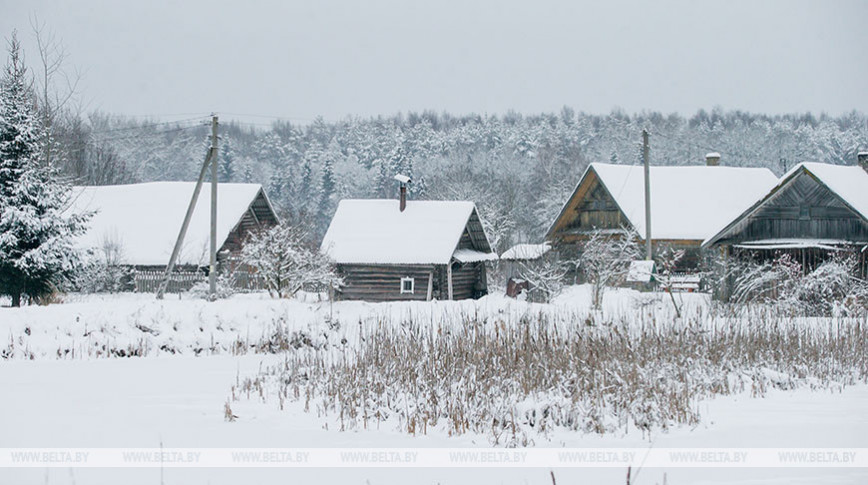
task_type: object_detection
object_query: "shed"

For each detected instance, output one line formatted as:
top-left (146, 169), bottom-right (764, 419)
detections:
top-left (546, 162), bottom-right (777, 271)
top-left (320, 199), bottom-right (497, 301)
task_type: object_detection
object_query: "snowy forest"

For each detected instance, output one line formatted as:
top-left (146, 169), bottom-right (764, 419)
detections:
top-left (53, 109), bottom-right (868, 251)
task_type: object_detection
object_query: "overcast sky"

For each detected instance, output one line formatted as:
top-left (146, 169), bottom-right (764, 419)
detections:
top-left (3, 0), bottom-right (866, 122)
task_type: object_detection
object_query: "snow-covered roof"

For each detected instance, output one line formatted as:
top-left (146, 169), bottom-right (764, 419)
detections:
top-left (733, 239), bottom-right (852, 251)
top-left (500, 243), bottom-right (551, 261)
top-left (321, 199), bottom-right (494, 265)
top-left (702, 162), bottom-right (868, 247)
top-left (67, 182), bottom-right (269, 266)
top-left (550, 163), bottom-right (778, 241)
top-left (452, 249), bottom-right (498, 263)
top-left (626, 260), bottom-right (655, 282)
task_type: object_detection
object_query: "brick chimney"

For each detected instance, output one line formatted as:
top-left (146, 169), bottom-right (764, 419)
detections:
top-left (859, 151), bottom-right (868, 173)
top-left (705, 152), bottom-right (721, 166)
top-left (393, 174), bottom-right (412, 212)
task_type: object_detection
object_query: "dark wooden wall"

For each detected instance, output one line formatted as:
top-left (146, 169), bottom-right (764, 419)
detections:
top-left (336, 264), bottom-right (438, 301)
top-left (716, 171), bottom-right (868, 244)
top-left (336, 263), bottom-right (489, 301)
top-left (221, 190), bottom-right (280, 254)
top-left (567, 179), bottom-right (626, 232)
top-left (449, 262), bottom-right (487, 300)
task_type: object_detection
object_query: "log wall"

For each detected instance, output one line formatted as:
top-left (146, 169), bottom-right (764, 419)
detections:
top-left (336, 264), bottom-right (438, 301)
top-left (449, 262), bottom-right (487, 300)
top-left (335, 263), bottom-right (489, 301)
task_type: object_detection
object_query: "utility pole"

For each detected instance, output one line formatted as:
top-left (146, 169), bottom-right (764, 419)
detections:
top-left (642, 129), bottom-right (652, 260)
top-left (209, 115), bottom-right (219, 300)
top-left (157, 114), bottom-right (218, 300)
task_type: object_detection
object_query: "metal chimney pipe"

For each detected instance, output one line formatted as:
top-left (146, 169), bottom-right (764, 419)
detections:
top-left (393, 174), bottom-right (412, 212)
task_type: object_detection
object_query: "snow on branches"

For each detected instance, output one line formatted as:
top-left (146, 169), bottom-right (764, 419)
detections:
top-left (0, 32), bottom-right (90, 306)
top-left (579, 228), bottom-right (641, 310)
top-left (240, 224), bottom-right (342, 299)
top-left (729, 251), bottom-right (868, 316)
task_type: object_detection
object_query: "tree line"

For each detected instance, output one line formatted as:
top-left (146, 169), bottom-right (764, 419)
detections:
top-left (54, 108), bottom-right (868, 252)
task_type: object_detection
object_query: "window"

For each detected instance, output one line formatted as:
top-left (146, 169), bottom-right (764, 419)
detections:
top-left (400, 277), bottom-right (414, 294)
top-left (799, 206), bottom-right (810, 220)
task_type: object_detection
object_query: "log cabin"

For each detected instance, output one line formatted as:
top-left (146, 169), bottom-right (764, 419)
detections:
top-left (320, 193), bottom-right (497, 302)
top-left (67, 182), bottom-right (278, 291)
top-left (546, 156), bottom-right (778, 273)
top-left (702, 158), bottom-right (868, 279)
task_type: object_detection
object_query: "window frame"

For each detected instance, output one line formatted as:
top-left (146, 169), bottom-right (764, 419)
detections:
top-left (400, 276), bottom-right (415, 294)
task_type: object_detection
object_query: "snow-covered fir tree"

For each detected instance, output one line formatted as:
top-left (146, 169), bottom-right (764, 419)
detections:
top-left (0, 32), bottom-right (89, 306)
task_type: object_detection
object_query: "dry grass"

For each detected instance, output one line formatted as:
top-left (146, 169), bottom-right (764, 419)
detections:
top-left (239, 308), bottom-right (868, 445)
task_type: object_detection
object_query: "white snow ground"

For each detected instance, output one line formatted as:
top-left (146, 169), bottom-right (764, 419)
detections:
top-left (1, 288), bottom-right (866, 484)
top-left (0, 355), bottom-right (865, 484)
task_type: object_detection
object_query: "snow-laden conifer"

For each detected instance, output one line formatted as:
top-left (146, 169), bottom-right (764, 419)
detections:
top-left (0, 32), bottom-right (89, 306)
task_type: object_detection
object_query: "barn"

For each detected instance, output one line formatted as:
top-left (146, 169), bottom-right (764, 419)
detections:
top-left (546, 158), bottom-right (778, 272)
top-left (68, 182), bottom-right (278, 290)
top-left (702, 159), bottom-right (868, 278)
top-left (320, 199), bottom-right (497, 301)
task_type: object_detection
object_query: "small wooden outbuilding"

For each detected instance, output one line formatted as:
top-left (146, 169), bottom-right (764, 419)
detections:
top-left (320, 199), bottom-right (497, 301)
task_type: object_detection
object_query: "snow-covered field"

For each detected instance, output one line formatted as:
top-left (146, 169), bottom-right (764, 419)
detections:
top-left (1, 287), bottom-right (866, 484)
top-left (1, 286), bottom-right (704, 360)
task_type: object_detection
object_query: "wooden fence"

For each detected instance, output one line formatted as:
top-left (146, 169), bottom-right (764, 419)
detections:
top-left (133, 270), bottom-right (205, 293)
top-left (132, 268), bottom-right (270, 294)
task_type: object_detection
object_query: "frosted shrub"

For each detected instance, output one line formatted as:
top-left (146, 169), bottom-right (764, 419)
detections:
top-left (730, 254), bottom-right (801, 306)
top-left (71, 233), bottom-right (132, 293)
top-left (72, 259), bottom-right (133, 293)
top-left (240, 224), bottom-right (342, 299)
top-left (730, 252), bottom-right (867, 316)
top-left (516, 258), bottom-right (567, 303)
top-left (186, 273), bottom-right (236, 300)
top-left (580, 228), bottom-right (641, 309)
top-left (791, 255), bottom-right (868, 316)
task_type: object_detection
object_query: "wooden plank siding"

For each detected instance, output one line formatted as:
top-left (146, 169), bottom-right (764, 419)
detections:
top-left (548, 170), bottom-right (630, 244)
top-left (220, 190), bottom-right (280, 254)
top-left (711, 171), bottom-right (868, 245)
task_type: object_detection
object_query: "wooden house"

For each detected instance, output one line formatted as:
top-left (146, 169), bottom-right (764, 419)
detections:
top-left (702, 160), bottom-right (868, 277)
top-left (546, 159), bottom-right (777, 272)
top-left (320, 197), bottom-right (497, 301)
top-left (67, 182), bottom-right (278, 290)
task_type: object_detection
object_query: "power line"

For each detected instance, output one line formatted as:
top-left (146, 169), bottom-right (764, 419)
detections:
top-left (218, 112), bottom-right (339, 123)
top-left (90, 125), bottom-right (204, 144)
top-left (221, 120), bottom-right (277, 129)
top-left (107, 112), bottom-right (212, 119)
top-left (88, 116), bottom-right (209, 135)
